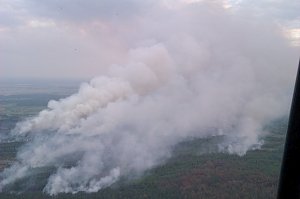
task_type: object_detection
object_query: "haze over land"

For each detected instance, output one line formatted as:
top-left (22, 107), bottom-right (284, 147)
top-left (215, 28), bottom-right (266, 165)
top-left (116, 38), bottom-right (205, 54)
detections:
top-left (0, 0), bottom-right (300, 195)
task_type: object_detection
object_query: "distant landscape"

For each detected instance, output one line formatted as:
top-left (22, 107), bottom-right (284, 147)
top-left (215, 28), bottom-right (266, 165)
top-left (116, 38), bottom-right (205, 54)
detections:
top-left (0, 83), bottom-right (287, 199)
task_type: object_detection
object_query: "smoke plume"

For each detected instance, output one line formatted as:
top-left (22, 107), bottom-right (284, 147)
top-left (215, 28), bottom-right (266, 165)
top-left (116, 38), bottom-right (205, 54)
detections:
top-left (0, 1), bottom-right (298, 195)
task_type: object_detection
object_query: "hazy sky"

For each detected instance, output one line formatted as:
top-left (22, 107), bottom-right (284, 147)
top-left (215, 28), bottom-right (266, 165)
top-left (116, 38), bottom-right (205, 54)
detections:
top-left (0, 0), bottom-right (299, 79)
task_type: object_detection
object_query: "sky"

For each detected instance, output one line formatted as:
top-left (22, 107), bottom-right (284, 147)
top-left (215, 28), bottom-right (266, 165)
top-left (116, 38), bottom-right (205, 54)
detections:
top-left (0, 0), bottom-right (299, 80)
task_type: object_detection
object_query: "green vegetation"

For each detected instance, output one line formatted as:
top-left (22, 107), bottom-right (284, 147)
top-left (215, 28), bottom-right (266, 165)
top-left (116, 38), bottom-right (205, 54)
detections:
top-left (0, 94), bottom-right (287, 199)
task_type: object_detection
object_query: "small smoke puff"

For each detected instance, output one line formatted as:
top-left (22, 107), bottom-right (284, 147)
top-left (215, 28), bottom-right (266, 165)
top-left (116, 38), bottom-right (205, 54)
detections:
top-left (44, 167), bottom-right (120, 195)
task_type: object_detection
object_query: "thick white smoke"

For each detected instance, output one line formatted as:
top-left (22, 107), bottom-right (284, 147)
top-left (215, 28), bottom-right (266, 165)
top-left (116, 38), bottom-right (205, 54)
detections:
top-left (0, 1), bottom-right (298, 195)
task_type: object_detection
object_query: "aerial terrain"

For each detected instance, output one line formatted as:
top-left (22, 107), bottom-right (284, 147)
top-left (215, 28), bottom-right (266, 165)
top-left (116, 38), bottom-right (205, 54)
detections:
top-left (0, 81), bottom-right (287, 199)
top-left (1, 0), bottom-right (299, 198)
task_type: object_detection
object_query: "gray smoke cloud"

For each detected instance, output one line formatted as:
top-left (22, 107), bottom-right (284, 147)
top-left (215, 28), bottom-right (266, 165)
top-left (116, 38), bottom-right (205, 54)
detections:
top-left (0, 1), bottom-right (299, 195)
